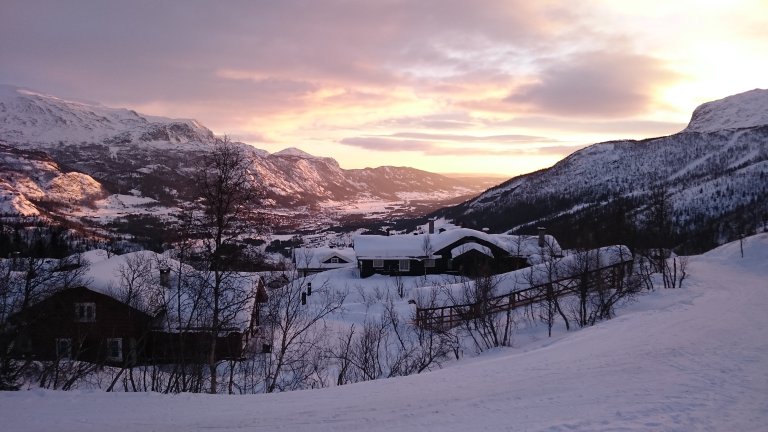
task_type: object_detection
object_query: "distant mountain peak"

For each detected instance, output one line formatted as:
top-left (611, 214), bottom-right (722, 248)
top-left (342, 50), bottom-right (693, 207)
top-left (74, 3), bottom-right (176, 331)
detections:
top-left (684, 88), bottom-right (768, 133)
top-left (0, 84), bottom-right (216, 146)
top-left (273, 147), bottom-right (317, 158)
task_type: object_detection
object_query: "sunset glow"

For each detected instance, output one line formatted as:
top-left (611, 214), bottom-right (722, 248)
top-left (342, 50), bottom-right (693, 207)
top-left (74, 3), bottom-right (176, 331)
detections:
top-left (1, 0), bottom-right (766, 176)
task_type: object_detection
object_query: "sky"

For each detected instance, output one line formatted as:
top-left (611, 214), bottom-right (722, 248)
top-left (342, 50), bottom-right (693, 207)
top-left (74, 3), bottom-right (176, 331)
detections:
top-left (1, 1), bottom-right (766, 176)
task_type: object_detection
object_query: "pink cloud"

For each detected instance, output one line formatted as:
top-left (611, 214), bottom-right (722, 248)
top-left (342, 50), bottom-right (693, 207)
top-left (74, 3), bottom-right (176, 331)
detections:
top-left (504, 51), bottom-right (681, 117)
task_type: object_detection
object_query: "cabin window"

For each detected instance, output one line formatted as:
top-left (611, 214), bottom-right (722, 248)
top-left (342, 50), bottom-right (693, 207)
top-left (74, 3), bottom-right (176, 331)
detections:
top-left (399, 260), bottom-right (410, 272)
top-left (106, 338), bottom-right (123, 362)
top-left (56, 338), bottom-right (72, 359)
top-left (74, 302), bottom-right (96, 322)
top-left (373, 259), bottom-right (384, 268)
top-left (330, 257), bottom-right (339, 263)
top-left (424, 259), bottom-right (435, 268)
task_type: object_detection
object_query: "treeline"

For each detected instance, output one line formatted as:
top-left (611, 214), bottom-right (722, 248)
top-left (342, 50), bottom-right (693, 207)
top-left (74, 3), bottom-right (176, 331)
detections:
top-left (0, 217), bottom-right (99, 259)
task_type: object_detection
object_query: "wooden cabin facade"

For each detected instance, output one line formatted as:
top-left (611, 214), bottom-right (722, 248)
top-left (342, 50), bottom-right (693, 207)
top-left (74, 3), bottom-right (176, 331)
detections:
top-left (6, 286), bottom-right (249, 366)
top-left (355, 229), bottom-right (541, 278)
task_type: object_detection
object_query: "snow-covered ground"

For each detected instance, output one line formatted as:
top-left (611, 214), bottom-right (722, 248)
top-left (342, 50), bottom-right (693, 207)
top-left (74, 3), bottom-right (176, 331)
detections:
top-left (70, 193), bottom-right (176, 222)
top-left (3, 234), bottom-right (768, 431)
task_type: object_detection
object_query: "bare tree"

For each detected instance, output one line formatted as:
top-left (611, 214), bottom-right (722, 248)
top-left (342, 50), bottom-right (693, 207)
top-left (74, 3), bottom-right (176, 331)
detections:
top-left (330, 294), bottom-right (455, 386)
top-left (443, 272), bottom-right (515, 351)
top-left (0, 254), bottom-right (91, 390)
top-left (259, 271), bottom-right (345, 393)
top-left (111, 253), bottom-right (162, 312)
top-left (559, 246), bottom-right (640, 328)
top-left (421, 235), bottom-right (434, 281)
top-left (194, 137), bottom-right (260, 394)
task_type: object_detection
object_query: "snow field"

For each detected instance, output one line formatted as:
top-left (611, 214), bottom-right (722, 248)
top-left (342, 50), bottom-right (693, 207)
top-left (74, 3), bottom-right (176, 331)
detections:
top-left (2, 234), bottom-right (767, 431)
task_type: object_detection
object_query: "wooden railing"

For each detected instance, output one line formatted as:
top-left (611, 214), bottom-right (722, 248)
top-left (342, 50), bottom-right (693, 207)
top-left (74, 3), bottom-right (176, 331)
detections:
top-left (415, 260), bottom-right (632, 330)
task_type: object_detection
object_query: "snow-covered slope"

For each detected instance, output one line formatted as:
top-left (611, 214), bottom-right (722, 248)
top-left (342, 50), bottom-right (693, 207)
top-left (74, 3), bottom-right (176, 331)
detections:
top-left (0, 84), bottom-right (215, 146)
top-left (684, 88), bottom-right (768, 132)
top-left (441, 89), bottom-right (768, 252)
top-left (2, 234), bottom-right (766, 431)
top-left (0, 85), bottom-right (487, 227)
top-left (0, 143), bottom-right (106, 216)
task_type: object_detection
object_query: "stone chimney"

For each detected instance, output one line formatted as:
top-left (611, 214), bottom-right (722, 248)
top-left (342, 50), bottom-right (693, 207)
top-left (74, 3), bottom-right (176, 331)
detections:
top-left (428, 220), bottom-right (435, 234)
top-left (538, 227), bottom-right (546, 248)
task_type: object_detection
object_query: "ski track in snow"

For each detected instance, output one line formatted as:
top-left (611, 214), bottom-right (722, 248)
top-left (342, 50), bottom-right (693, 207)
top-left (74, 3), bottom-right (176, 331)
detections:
top-left (2, 236), bottom-right (768, 431)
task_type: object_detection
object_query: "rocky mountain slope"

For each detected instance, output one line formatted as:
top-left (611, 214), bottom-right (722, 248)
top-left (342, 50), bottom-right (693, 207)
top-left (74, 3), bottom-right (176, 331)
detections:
top-left (438, 89), bottom-right (768, 252)
top-left (0, 85), bottom-right (488, 230)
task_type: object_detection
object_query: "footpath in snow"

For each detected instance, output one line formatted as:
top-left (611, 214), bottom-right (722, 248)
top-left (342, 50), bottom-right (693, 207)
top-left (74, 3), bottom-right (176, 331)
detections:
top-left (2, 234), bottom-right (767, 431)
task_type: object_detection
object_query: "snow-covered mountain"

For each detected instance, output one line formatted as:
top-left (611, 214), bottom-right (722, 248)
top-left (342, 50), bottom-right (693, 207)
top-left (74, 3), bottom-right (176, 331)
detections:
top-left (0, 85), bottom-right (489, 229)
top-left (438, 89), bottom-right (768, 252)
top-left (0, 143), bottom-right (106, 216)
top-left (0, 84), bottom-right (215, 146)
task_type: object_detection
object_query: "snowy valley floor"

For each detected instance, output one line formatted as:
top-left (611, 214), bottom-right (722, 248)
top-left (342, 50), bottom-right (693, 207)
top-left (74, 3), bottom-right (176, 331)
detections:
top-left (2, 234), bottom-right (768, 431)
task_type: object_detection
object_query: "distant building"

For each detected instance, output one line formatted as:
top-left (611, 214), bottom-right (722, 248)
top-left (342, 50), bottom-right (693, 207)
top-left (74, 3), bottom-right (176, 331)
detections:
top-left (353, 228), bottom-right (561, 278)
top-left (292, 247), bottom-right (356, 277)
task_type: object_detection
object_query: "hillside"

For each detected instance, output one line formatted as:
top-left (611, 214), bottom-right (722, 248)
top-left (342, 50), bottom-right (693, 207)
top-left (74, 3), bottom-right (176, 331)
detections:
top-left (2, 234), bottom-right (766, 431)
top-left (438, 89), bottom-right (768, 252)
top-left (0, 85), bottom-right (488, 231)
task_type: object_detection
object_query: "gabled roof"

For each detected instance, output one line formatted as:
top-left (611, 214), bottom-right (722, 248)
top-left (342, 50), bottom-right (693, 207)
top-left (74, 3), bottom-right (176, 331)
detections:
top-left (3, 250), bottom-right (263, 334)
top-left (293, 247), bottom-right (356, 270)
top-left (81, 250), bottom-right (262, 332)
top-left (451, 242), bottom-right (493, 258)
top-left (353, 228), bottom-right (562, 260)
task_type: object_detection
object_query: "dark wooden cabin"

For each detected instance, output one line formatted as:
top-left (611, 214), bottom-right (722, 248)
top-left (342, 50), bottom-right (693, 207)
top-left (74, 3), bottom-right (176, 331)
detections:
top-left (354, 229), bottom-right (538, 278)
top-left (6, 286), bottom-right (248, 365)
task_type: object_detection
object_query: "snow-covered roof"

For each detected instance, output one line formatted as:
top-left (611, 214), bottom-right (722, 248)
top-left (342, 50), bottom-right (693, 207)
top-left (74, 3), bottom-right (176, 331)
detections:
top-left (451, 243), bottom-right (492, 258)
top-left (293, 247), bottom-right (356, 270)
top-left (353, 228), bottom-right (561, 259)
top-left (81, 250), bottom-right (261, 332)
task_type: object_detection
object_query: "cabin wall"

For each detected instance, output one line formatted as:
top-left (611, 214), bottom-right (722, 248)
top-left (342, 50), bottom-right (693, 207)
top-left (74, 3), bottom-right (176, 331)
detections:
top-left (10, 287), bottom-right (152, 365)
top-left (358, 259), bottom-right (452, 278)
top-left (8, 287), bottom-right (244, 365)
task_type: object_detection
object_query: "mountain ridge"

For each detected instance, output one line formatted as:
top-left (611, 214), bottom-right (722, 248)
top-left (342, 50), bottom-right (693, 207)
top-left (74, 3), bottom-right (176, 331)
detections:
top-left (436, 88), bottom-right (768, 252)
top-left (0, 85), bottom-right (489, 233)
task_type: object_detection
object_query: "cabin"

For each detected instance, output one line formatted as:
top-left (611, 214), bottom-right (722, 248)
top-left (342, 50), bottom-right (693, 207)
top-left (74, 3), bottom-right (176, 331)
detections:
top-left (4, 285), bottom-right (260, 365)
top-left (292, 247), bottom-right (356, 277)
top-left (354, 228), bottom-right (561, 278)
top-left (6, 286), bottom-right (155, 365)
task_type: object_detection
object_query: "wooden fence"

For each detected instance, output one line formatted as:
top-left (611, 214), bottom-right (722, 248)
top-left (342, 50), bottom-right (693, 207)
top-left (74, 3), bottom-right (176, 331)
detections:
top-left (415, 259), bottom-right (633, 330)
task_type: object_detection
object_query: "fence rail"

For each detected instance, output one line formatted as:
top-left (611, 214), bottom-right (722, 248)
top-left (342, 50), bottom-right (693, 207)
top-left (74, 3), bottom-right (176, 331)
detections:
top-left (415, 260), bottom-right (632, 330)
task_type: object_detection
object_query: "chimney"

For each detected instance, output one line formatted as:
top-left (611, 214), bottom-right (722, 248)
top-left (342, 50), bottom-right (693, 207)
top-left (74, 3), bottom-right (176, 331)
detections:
top-left (538, 227), bottom-right (546, 248)
top-left (428, 220), bottom-right (435, 234)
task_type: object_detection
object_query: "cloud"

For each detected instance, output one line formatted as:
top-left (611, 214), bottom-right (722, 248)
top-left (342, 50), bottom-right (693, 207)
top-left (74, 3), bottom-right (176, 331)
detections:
top-left (0, 0), bottom-right (699, 176)
top-left (495, 117), bottom-right (686, 136)
top-left (503, 51), bottom-right (681, 117)
top-left (534, 144), bottom-right (588, 155)
top-left (374, 113), bottom-right (479, 130)
top-left (388, 132), bottom-right (555, 143)
top-left (339, 137), bottom-right (435, 153)
top-left (339, 134), bottom-right (565, 156)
